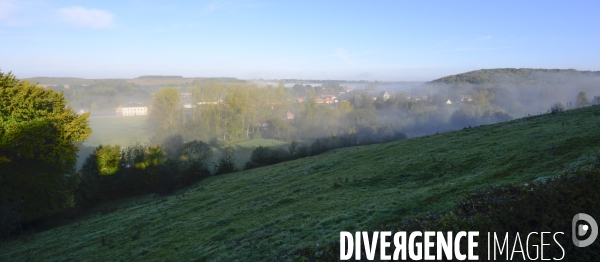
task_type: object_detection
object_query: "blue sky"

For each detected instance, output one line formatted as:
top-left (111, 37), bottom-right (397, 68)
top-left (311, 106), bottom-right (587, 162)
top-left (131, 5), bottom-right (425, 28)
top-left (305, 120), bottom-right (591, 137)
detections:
top-left (1, 0), bottom-right (599, 81)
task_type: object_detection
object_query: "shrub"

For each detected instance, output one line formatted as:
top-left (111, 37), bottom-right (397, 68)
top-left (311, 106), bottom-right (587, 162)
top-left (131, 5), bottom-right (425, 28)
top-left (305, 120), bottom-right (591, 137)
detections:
top-left (288, 140), bottom-right (299, 155)
top-left (244, 146), bottom-right (273, 170)
top-left (213, 146), bottom-right (237, 175)
top-left (178, 140), bottom-right (212, 169)
top-left (244, 146), bottom-right (291, 170)
top-left (295, 144), bottom-right (310, 158)
top-left (548, 102), bottom-right (566, 114)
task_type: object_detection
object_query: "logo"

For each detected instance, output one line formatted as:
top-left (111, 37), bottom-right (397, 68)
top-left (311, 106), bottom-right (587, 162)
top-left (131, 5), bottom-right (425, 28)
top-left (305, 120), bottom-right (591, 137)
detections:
top-left (572, 213), bottom-right (598, 247)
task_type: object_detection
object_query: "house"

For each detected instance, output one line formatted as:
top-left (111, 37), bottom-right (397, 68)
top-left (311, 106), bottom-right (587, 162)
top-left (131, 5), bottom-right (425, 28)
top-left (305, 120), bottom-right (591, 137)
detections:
top-left (116, 102), bottom-right (148, 116)
top-left (380, 91), bottom-right (390, 101)
top-left (294, 98), bottom-right (305, 103)
top-left (446, 99), bottom-right (452, 105)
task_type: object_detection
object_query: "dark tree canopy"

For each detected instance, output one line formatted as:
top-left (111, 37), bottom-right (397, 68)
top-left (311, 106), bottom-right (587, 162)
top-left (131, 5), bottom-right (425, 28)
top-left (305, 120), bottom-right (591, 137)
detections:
top-left (0, 71), bottom-right (91, 229)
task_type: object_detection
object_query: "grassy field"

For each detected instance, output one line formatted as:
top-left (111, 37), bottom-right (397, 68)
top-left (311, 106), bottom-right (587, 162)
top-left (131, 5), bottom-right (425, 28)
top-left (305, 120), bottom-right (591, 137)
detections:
top-left (3, 105), bottom-right (600, 261)
top-left (77, 116), bottom-right (153, 169)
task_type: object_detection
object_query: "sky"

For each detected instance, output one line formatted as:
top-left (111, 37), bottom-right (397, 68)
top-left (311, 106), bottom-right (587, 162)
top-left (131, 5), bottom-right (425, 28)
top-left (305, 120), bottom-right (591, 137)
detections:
top-left (1, 0), bottom-right (599, 81)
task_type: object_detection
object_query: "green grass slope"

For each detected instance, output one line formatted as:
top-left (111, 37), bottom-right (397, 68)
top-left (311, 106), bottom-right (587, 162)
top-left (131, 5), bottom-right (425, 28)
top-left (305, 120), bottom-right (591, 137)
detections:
top-left (3, 106), bottom-right (600, 261)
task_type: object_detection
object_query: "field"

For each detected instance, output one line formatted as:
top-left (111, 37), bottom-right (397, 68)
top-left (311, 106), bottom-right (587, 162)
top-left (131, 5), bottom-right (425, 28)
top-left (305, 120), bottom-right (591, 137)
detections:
top-left (3, 105), bottom-right (600, 261)
top-left (77, 116), bottom-right (153, 169)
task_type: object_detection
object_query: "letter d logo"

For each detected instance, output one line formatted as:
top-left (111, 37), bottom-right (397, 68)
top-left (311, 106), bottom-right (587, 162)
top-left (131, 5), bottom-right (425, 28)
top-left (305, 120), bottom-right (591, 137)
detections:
top-left (572, 213), bottom-right (598, 247)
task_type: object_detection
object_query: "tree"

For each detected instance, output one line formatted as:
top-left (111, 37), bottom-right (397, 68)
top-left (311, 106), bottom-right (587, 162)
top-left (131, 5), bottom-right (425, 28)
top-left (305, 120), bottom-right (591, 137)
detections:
top-left (149, 87), bottom-right (181, 133)
top-left (268, 118), bottom-right (295, 141)
top-left (213, 146), bottom-right (237, 175)
top-left (95, 145), bottom-right (121, 175)
top-left (244, 146), bottom-right (273, 170)
top-left (336, 101), bottom-right (354, 117)
top-left (548, 102), bottom-right (565, 114)
top-left (0, 71), bottom-right (91, 232)
top-left (575, 92), bottom-right (590, 108)
top-left (471, 89), bottom-right (495, 110)
top-left (177, 140), bottom-right (212, 185)
top-left (178, 140), bottom-right (212, 169)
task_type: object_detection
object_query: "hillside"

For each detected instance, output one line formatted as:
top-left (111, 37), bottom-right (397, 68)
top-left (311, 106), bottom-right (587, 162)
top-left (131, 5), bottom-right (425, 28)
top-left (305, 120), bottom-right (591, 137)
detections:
top-left (430, 68), bottom-right (600, 86)
top-left (2, 105), bottom-right (600, 261)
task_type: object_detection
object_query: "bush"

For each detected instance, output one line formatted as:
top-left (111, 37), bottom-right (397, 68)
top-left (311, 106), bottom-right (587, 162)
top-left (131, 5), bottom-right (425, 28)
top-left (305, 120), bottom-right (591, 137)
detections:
top-left (244, 146), bottom-right (292, 170)
top-left (178, 140), bottom-right (212, 169)
top-left (213, 146), bottom-right (237, 175)
top-left (548, 102), bottom-right (566, 114)
top-left (295, 144), bottom-right (310, 158)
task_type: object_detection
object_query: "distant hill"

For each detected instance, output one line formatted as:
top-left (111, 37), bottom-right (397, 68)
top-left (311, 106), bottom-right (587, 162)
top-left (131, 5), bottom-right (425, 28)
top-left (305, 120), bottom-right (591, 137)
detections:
top-left (136, 75), bottom-right (183, 79)
top-left (2, 104), bottom-right (600, 261)
top-left (430, 68), bottom-right (600, 86)
top-left (23, 77), bottom-right (96, 86)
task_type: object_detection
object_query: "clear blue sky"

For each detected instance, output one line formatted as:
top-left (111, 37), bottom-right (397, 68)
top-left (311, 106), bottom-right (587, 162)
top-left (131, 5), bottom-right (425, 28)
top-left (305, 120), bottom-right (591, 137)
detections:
top-left (1, 0), bottom-right (599, 81)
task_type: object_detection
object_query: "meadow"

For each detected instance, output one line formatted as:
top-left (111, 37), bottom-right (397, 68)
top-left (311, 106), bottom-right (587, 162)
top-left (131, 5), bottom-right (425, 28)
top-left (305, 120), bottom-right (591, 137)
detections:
top-left (77, 116), bottom-right (153, 169)
top-left (3, 105), bottom-right (600, 261)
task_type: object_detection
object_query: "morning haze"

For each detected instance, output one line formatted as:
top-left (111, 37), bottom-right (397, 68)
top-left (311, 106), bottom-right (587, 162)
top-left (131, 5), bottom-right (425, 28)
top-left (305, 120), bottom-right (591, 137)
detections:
top-left (1, 1), bottom-right (599, 261)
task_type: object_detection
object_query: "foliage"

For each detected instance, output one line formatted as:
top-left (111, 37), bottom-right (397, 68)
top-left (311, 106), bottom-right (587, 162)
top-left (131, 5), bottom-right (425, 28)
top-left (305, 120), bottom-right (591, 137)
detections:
top-left (76, 142), bottom-right (212, 207)
top-left (575, 91), bottom-right (590, 108)
top-left (95, 145), bottom-right (121, 175)
top-left (149, 87), bottom-right (181, 133)
top-left (244, 146), bottom-right (276, 170)
top-left (213, 146), bottom-right (237, 175)
top-left (0, 71), bottom-right (91, 235)
top-left (549, 102), bottom-right (566, 114)
top-left (431, 68), bottom-right (600, 86)
top-left (267, 118), bottom-right (295, 141)
top-left (244, 131), bottom-right (407, 170)
top-left (178, 140), bottom-right (212, 168)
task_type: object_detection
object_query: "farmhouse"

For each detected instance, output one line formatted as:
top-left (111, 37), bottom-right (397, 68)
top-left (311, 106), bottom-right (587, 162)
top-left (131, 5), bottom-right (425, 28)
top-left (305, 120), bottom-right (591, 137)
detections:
top-left (116, 102), bottom-right (148, 116)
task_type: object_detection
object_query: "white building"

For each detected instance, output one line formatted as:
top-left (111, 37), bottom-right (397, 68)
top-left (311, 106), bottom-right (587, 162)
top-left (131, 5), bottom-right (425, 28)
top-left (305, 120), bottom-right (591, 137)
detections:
top-left (117, 103), bottom-right (148, 116)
